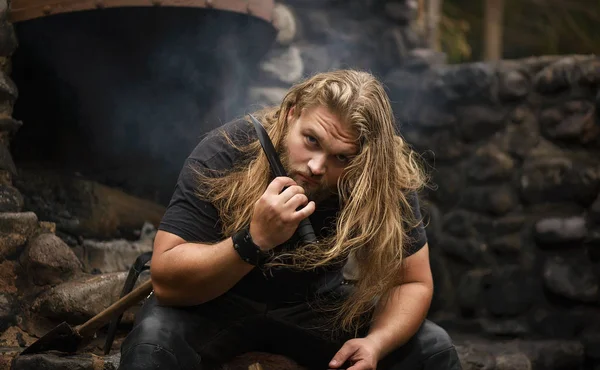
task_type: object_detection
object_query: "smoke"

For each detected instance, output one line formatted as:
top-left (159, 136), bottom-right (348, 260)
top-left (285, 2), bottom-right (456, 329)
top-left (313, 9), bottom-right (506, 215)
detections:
top-left (11, 6), bottom-right (275, 203)
top-left (10, 1), bottom-right (421, 204)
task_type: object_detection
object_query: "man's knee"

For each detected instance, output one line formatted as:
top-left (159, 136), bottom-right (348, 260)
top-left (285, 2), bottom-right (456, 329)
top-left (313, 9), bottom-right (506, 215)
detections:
top-left (418, 320), bottom-right (454, 355)
top-left (119, 312), bottom-right (201, 370)
top-left (416, 320), bottom-right (462, 369)
top-left (380, 320), bottom-right (462, 370)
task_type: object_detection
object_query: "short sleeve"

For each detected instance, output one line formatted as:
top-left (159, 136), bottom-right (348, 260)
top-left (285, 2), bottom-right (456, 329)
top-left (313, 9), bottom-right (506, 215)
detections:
top-left (403, 191), bottom-right (428, 257)
top-left (158, 158), bottom-right (223, 243)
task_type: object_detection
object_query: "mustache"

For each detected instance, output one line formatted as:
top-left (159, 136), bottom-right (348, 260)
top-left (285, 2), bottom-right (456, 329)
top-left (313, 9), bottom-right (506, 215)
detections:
top-left (292, 170), bottom-right (322, 183)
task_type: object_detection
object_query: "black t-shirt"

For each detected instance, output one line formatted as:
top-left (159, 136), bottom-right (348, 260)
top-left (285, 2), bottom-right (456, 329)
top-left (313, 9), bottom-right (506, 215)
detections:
top-left (159, 119), bottom-right (428, 304)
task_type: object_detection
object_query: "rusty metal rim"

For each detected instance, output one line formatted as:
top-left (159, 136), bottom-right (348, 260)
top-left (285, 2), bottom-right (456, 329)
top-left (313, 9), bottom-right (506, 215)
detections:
top-left (10, 0), bottom-right (275, 23)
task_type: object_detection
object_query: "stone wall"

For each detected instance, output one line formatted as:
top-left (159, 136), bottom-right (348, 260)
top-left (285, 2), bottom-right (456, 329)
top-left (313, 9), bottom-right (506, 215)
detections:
top-left (246, 0), bottom-right (439, 108)
top-left (384, 55), bottom-right (600, 364)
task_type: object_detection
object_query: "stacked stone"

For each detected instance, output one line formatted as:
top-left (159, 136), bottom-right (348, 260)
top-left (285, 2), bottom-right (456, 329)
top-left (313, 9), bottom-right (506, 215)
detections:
top-left (385, 55), bottom-right (600, 368)
top-left (247, 0), bottom-right (428, 108)
top-left (0, 1), bottom-right (30, 366)
top-left (0, 0), bottom-right (20, 215)
top-left (0, 4), bottom-right (152, 367)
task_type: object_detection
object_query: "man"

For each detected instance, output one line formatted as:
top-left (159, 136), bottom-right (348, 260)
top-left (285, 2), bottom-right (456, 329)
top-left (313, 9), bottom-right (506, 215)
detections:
top-left (118, 70), bottom-right (462, 370)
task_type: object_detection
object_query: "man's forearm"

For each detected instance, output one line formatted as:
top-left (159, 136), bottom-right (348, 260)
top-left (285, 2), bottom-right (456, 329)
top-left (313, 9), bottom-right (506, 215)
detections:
top-left (151, 238), bottom-right (254, 306)
top-left (365, 281), bottom-right (433, 358)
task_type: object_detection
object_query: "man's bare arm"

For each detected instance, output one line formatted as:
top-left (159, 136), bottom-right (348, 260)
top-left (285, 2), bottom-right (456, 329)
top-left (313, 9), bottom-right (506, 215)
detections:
top-left (365, 244), bottom-right (434, 358)
top-left (150, 177), bottom-right (315, 306)
top-left (150, 230), bottom-right (256, 306)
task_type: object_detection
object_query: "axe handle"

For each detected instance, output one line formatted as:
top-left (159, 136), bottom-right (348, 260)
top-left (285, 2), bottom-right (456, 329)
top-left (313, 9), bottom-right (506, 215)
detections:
top-left (77, 279), bottom-right (154, 338)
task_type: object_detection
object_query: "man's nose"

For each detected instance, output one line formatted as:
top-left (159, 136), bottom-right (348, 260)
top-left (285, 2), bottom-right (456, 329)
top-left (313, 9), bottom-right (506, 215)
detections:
top-left (308, 154), bottom-right (326, 176)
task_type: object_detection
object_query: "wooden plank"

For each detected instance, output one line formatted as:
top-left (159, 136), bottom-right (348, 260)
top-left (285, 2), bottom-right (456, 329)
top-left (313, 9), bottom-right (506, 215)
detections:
top-left (10, 0), bottom-right (274, 23)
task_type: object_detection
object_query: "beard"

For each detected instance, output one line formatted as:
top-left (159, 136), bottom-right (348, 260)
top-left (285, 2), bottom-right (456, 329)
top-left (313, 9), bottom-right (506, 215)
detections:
top-left (279, 149), bottom-right (335, 203)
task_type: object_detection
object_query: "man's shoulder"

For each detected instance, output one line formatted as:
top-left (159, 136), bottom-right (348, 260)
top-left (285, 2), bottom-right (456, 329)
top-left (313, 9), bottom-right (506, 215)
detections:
top-left (188, 118), bottom-right (255, 167)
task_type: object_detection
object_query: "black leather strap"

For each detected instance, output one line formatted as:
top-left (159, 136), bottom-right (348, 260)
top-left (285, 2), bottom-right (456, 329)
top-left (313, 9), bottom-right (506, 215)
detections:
top-left (232, 227), bottom-right (270, 267)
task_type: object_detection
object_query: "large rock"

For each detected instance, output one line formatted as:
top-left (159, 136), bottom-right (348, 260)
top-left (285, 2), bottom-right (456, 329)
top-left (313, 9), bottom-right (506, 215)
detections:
top-left (0, 260), bottom-right (17, 294)
top-left (489, 233), bottom-right (522, 255)
top-left (498, 106), bottom-right (540, 159)
top-left (589, 193), bottom-right (600, 225)
top-left (0, 142), bottom-right (16, 175)
top-left (0, 21), bottom-right (16, 57)
top-left (78, 222), bottom-right (155, 274)
top-left (543, 256), bottom-right (598, 303)
top-left (482, 265), bottom-right (538, 317)
top-left (0, 211), bottom-right (38, 236)
top-left (459, 186), bottom-right (518, 216)
top-left (12, 353), bottom-right (121, 370)
top-left (454, 335), bottom-right (584, 370)
top-left (442, 210), bottom-right (492, 239)
top-left (534, 56), bottom-right (600, 93)
top-left (430, 62), bottom-right (496, 103)
top-left (14, 171), bottom-right (165, 240)
top-left (272, 3), bottom-right (297, 46)
top-left (0, 292), bottom-right (15, 331)
top-left (0, 232), bottom-right (27, 260)
top-left (0, 68), bottom-right (16, 103)
top-left (31, 272), bottom-right (130, 324)
top-left (466, 145), bottom-right (514, 183)
top-left (498, 68), bottom-right (530, 101)
top-left (21, 233), bottom-right (83, 285)
top-left (534, 216), bottom-right (587, 246)
top-left (438, 234), bottom-right (491, 265)
top-left (540, 101), bottom-right (599, 144)
top-left (456, 105), bottom-right (509, 142)
top-left (520, 154), bottom-right (600, 205)
top-left (0, 212), bottom-right (38, 259)
top-left (0, 117), bottom-right (22, 134)
top-left (0, 183), bottom-right (22, 212)
top-left (258, 46), bottom-right (304, 85)
top-left (457, 269), bottom-right (490, 313)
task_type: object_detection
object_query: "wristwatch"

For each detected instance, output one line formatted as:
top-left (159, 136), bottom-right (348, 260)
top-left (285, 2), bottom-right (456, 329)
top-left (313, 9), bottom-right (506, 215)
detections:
top-left (232, 227), bottom-right (270, 267)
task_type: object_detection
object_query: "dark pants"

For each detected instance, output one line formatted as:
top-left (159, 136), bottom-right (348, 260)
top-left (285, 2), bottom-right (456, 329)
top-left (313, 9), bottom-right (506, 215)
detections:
top-left (118, 290), bottom-right (462, 370)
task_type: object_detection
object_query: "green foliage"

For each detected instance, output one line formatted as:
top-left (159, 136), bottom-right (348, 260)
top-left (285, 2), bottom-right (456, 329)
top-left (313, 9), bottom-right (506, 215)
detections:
top-left (440, 0), bottom-right (600, 62)
top-left (440, 4), bottom-right (472, 63)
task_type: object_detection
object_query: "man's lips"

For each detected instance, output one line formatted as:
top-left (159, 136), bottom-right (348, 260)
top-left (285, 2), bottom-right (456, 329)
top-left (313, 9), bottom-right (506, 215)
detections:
top-left (297, 174), bottom-right (319, 185)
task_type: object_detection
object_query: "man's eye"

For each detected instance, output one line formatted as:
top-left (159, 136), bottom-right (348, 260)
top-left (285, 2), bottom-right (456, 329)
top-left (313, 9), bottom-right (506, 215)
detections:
top-left (336, 154), bottom-right (349, 163)
top-left (306, 136), bottom-right (318, 145)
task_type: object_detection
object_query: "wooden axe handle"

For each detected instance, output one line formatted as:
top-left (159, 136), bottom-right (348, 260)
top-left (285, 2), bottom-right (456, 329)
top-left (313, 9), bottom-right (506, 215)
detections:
top-left (78, 279), bottom-right (154, 337)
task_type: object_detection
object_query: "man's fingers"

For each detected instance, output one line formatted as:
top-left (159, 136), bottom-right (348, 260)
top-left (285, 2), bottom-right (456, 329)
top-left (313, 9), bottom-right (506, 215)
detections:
top-left (329, 343), bottom-right (356, 369)
top-left (279, 185), bottom-right (305, 204)
top-left (284, 192), bottom-right (308, 210)
top-left (292, 200), bottom-right (315, 220)
top-left (265, 176), bottom-right (296, 195)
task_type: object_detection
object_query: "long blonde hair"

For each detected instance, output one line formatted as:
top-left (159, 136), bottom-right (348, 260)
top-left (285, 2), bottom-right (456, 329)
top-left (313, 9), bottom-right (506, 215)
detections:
top-left (197, 70), bottom-right (427, 332)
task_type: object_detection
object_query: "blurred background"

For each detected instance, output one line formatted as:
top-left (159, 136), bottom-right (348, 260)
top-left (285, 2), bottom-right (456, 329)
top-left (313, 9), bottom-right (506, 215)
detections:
top-left (1, 1), bottom-right (599, 369)
top-left (426, 0), bottom-right (600, 63)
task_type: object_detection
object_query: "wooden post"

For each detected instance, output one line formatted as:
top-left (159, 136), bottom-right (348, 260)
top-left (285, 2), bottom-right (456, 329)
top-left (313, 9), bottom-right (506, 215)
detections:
top-left (484, 0), bottom-right (505, 60)
top-left (427, 0), bottom-right (443, 51)
top-left (417, 0), bottom-right (426, 35)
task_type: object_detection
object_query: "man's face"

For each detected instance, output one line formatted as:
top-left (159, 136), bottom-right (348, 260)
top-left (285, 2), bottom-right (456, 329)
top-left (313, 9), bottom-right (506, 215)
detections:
top-left (281, 105), bottom-right (359, 202)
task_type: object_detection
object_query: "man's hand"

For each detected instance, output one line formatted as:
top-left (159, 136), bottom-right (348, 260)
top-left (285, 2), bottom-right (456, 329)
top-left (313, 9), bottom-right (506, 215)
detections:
top-left (249, 176), bottom-right (316, 251)
top-left (328, 337), bottom-right (382, 370)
